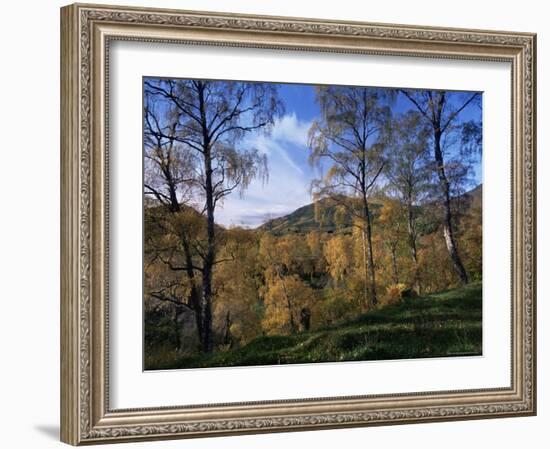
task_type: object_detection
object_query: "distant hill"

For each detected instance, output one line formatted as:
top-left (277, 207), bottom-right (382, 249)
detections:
top-left (460, 184), bottom-right (482, 203)
top-left (257, 197), bottom-right (355, 235)
top-left (145, 185), bottom-right (481, 235)
top-left (257, 185), bottom-right (482, 236)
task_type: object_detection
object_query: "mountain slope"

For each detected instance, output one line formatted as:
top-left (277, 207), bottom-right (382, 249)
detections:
top-left (258, 184), bottom-right (482, 236)
top-left (257, 197), bottom-right (353, 234)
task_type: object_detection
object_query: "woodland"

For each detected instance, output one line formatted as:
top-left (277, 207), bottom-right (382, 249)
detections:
top-left (143, 79), bottom-right (482, 369)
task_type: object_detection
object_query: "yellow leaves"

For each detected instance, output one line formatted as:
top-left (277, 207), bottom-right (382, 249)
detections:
top-left (326, 165), bottom-right (340, 181)
top-left (262, 275), bottom-right (316, 336)
top-left (457, 194), bottom-right (483, 281)
top-left (144, 189), bottom-right (482, 350)
top-left (378, 198), bottom-right (402, 223)
top-left (259, 233), bottom-right (319, 280)
top-left (382, 283), bottom-right (408, 306)
top-left (306, 231), bottom-right (322, 255)
top-left (323, 235), bottom-right (353, 282)
top-left (213, 231), bottom-right (262, 343)
top-left (377, 199), bottom-right (405, 248)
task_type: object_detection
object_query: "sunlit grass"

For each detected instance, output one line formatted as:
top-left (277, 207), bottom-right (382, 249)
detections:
top-left (145, 282), bottom-right (482, 370)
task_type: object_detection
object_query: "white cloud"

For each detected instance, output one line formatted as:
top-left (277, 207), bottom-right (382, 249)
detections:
top-left (243, 112), bottom-right (312, 174)
top-left (215, 173), bottom-right (311, 229)
top-left (270, 113), bottom-right (311, 147)
top-left (215, 114), bottom-right (315, 228)
top-left (246, 134), bottom-right (304, 176)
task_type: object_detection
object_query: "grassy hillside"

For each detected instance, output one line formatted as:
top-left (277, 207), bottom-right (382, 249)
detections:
top-left (258, 197), bottom-right (354, 235)
top-left (145, 282), bottom-right (482, 370)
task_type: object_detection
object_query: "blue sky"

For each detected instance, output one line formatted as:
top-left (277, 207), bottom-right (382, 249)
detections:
top-left (215, 83), bottom-right (483, 228)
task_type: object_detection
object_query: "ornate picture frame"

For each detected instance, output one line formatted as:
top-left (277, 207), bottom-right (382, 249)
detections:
top-left (60, 3), bottom-right (536, 445)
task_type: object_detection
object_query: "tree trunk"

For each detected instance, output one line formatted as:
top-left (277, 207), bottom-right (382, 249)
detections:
top-left (200, 210), bottom-right (215, 351)
top-left (175, 304), bottom-right (200, 354)
top-left (223, 310), bottom-right (232, 347)
top-left (434, 130), bottom-right (469, 285)
top-left (200, 177), bottom-right (215, 352)
top-left (276, 265), bottom-right (296, 334)
top-left (360, 230), bottom-right (369, 306)
top-left (173, 307), bottom-right (181, 351)
top-left (300, 307), bottom-right (311, 332)
top-left (390, 245), bottom-right (399, 285)
top-left (406, 201), bottom-right (422, 293)
top-left (199, 82), bottom-right (215, 353)
top-left (362, 195), bottom-right (377, 306)
top-left (167, 197), bottom-right (204, 350)
top-left (180, 235), bottom-right (203, 345)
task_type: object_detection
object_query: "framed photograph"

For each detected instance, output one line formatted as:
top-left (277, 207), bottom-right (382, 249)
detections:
top-left (60, 3), bottom-right (536, 445)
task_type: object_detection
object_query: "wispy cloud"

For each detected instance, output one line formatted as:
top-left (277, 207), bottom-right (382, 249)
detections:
top-left (270, 113), bottom-right (311, 147)
top-left (245, 112), bottom-right (312, 175)
top-left (215, 113), bottom-right (315, 228)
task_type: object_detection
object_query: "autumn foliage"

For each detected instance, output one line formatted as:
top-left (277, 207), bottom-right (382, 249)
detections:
top-left (145, 189), bottom-right (482, 355)
top-left (142, 79), bottom-right (482, 367)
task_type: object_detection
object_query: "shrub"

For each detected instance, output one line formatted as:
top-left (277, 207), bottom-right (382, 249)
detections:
top-left (382, 283), bottom-right (408, 306)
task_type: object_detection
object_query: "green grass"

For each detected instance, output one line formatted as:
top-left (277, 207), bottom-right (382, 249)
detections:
top-left (144, 282), bottom-right (482, 370)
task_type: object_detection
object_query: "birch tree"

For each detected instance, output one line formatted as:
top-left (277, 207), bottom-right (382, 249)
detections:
top-left (400, 89), bottom-right (479, 284)
top-left (386, 111), bottom-right (432, 293)
top-left (144, 78), bottom-right (282, 351)
top-left (308, 86), bottom-right (392, 306)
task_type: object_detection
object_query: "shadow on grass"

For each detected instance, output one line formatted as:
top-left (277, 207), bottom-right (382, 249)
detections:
top-left (146, 281), bottom-right (482, 370)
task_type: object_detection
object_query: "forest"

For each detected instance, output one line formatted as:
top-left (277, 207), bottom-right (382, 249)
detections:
top-left (143, 78), bottom-right (482, 370)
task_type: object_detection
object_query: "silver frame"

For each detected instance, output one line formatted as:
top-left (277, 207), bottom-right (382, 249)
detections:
top-left (61, 3), bottom-right (536, 445)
